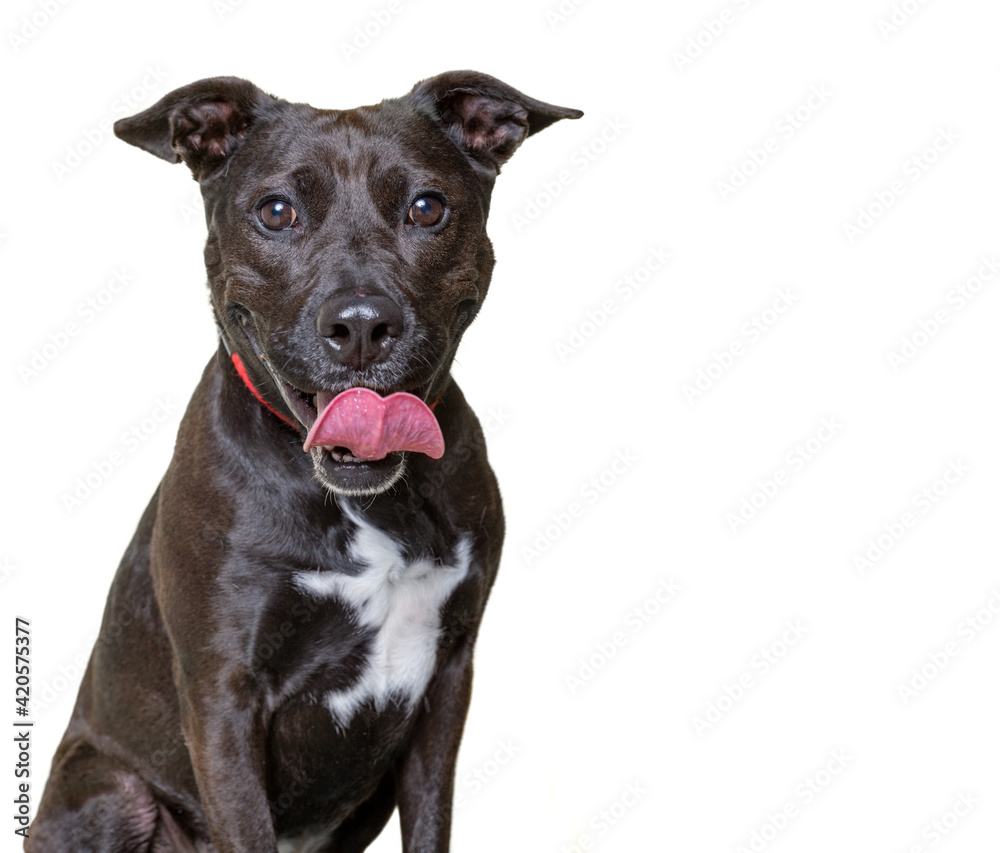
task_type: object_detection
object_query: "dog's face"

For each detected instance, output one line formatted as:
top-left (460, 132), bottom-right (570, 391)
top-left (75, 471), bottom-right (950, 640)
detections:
top-left (115, 73), bottom-right (580, 496)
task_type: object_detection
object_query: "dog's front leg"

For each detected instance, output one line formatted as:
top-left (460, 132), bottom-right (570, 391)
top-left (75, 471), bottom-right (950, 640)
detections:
top-left (176, 679), bottom-right (278, 852)
top-left (394, 637), bottom-right (476, 853)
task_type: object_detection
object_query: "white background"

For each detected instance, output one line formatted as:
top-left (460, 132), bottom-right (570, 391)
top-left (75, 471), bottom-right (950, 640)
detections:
top-left (3, 0), bottom-right (1000, 850)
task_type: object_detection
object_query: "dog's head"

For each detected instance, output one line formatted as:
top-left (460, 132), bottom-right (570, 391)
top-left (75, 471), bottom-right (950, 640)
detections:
top-left (114, 72), bottom-right (581, 496)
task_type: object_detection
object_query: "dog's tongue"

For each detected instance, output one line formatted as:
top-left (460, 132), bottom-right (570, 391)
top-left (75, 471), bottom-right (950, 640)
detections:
top-left (303, 388), bottom-right (444, 461)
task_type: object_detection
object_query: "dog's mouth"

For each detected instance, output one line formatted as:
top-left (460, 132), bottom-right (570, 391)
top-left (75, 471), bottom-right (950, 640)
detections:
top-left (232, 313), bottom-right (443, 495)
top-left (281, 383), bottom-right (320, 430)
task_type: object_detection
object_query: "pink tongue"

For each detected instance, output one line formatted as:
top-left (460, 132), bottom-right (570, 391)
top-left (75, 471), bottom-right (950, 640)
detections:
top-left (303, 388), bottom-right (444, 461)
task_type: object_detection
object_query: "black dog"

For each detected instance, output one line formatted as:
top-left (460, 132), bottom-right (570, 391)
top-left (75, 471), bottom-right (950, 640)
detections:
top-left (29, 72), bottom-right (580, 851)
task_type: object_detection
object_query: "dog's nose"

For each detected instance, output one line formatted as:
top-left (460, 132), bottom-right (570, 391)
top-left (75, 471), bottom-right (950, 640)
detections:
top-left (316, 293), bottom-right (404, 368)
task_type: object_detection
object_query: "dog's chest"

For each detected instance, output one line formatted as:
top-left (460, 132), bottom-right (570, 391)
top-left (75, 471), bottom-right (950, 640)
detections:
top-left (292, 508), bottom-right (471, 727)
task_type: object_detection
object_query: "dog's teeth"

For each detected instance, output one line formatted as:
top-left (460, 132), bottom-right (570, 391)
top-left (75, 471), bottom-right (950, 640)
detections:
top-left (322, 446), bottom-right (361, 464)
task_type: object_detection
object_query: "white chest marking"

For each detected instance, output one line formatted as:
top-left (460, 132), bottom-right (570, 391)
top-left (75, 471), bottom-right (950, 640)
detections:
top-left (293, 505), bottom-right (471, 727)
top-left (277, 828), bottom-right (333, 853)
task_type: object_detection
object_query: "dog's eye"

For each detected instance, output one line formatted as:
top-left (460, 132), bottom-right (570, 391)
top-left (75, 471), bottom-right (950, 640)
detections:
top-left (408, 196), bottom-right (444, 227)
top-left (258, 200), bottom-right (297, 231)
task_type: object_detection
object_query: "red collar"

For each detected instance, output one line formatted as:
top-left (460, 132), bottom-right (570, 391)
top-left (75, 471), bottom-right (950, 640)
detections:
top-left (231, 352), bottom-right (299, 427)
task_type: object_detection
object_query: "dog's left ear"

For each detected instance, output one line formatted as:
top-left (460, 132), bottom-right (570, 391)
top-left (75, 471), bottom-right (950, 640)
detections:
top-left (114, 76), bottom-right (278, 181)
top-left (409, 70), bottom-right (583, 174)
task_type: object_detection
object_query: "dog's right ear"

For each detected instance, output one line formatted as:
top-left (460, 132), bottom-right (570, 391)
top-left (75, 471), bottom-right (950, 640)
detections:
top-left (113, 77), bottom-right (275, 181)
top-left (409, 71), bottom-right (583, 175)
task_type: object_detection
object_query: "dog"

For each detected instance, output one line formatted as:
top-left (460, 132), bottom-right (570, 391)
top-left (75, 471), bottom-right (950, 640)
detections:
top-left (28, 71), bottom-right (581, 851)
